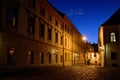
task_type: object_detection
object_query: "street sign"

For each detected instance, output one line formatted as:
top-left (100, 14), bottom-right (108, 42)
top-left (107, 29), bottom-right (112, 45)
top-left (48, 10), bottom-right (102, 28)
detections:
top-left (9, 48), bottom-right (15, 55)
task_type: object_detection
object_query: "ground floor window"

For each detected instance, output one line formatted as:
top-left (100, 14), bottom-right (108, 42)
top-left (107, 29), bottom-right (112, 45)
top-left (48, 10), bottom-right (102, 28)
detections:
top-left (111, 52), bottom-right (117, 60)
top-left (28, 51), bottom-right (34, 64)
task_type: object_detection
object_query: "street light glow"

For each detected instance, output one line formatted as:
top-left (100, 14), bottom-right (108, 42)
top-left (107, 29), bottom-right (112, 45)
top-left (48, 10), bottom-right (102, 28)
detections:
top-left (83, 36), bottom-right (86, 41)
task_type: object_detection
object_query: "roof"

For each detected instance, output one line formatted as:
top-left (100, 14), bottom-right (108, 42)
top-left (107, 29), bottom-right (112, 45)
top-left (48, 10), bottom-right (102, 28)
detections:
top-left (47, 1), bottom-right (65, 18)
top-left (101, 8), bottom-right (120, 26)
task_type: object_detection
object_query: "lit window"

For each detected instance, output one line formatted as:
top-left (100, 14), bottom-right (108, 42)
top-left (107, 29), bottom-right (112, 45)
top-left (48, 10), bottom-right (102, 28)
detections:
top-left (110, 32), bottom-right (116, 42)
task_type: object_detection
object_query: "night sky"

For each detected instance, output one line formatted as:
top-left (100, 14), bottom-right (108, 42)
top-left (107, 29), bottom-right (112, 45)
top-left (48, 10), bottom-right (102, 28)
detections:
top-left (48, 0), bottom-right (120, 43)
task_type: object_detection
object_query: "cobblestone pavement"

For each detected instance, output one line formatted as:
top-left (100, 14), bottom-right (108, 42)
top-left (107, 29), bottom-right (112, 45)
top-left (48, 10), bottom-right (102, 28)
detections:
top-left (1, 66), bottom-right (120, 80)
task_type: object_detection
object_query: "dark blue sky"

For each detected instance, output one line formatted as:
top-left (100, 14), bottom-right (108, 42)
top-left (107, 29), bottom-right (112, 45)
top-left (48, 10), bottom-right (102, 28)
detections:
top-left (48, 0), bottom-right (120, 43)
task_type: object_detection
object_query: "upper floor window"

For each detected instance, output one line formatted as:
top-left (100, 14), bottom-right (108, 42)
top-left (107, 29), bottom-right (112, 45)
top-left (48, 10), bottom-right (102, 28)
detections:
top-left (48, 28), bottom-right (52, 40)
top-left (29, 0), bottom-right (35, 8)
top-left (110, 32), bottom-right (116, 42)
top-left (61, 23), bottom-right (64, 30)
top-left (40, 7), bottom-right (45, 16)
top-left (55, 20), bottom-right (58, 26)
top-left (48, 15), bottom-right (52, 22)
top-left (39, 22), bottom-right (45, 38)
top-left (61, 36), bottom-right (63, 45)
top-left (28, 15), bottom-right (35, 34)
top-left (8, 6), bottom-right (18, 27)
top-left (55, 32), bottom-right (58, 43)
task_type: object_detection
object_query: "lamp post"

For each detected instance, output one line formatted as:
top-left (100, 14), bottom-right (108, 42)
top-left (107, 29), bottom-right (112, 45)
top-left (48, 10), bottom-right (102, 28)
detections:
top-left (82, 36), bottom-right (87, 65)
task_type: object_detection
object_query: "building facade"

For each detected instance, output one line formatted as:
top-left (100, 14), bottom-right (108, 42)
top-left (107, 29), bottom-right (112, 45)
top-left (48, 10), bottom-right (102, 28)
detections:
top-left (98, 8), bottom-right (120, 67)
top-left (0, 0), bottom-right (85, 67)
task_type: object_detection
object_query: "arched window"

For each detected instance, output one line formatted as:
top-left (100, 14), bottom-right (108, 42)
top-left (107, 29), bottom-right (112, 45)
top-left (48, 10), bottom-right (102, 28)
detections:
top-left (110, 32), bottom-right (116, 42)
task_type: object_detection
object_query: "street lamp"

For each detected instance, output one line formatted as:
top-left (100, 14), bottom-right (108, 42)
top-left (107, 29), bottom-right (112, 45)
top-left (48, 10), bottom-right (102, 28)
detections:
top-left (82, 36), bottom-right (87, 42)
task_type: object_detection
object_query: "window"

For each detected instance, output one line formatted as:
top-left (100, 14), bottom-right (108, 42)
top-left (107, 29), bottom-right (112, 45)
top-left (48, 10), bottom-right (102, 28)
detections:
top-left (61, 55), bottom-right (63, 62)
top-left (55, 20), bottom-right (58, 26)
top-left (61, 36), bottom-right (63, 45)
top-left (111, 52), bottom-right (117, 60)
top-left (110, 32), bottom-right (116, 42)
top-left (48, 28), bottom-right (52, 40)
top-left (61, 23), bottom-right (64, 30)
top-left (40, 7), bottom-right (45, 16)
top-left (29, 0), bottom-right (35, 8)
top-left (28, 51), bottom-right (34, 64)
top-left (41, 53), bottom-right (44, 64)
top-left (65, 52), bottom-right (67, 61)
top-left (65, 38), bottom-right (67, 47)
top-left (48, 53), bottom-right (51, 63)
top-left (8, 6), bottom-right (18, 27)
top-left (28, 15), bottom-right (35, 34)
top-left (48, 15), bottom-right (52, 22)
top-left (39, 22), bottom-right (45, 38)
top-left (65, 25), bottom-right (67, 31)
top-left (55, 32), bottom-right (58, 43)
top-left (56, 55), bottom-right (58, 63)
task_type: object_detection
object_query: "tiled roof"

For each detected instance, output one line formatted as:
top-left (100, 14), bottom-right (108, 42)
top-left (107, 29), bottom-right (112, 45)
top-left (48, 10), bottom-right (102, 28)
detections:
top-left (101, 8), bottom-right (120, 26)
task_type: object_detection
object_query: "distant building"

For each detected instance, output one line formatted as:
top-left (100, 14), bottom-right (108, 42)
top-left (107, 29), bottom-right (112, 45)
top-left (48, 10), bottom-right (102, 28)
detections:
top-left (0, 0), bottom-right (85, 67)
top-left (84, 43), bottom-right (99, 65)
top-left (98, 8), bottom-right (120, 67)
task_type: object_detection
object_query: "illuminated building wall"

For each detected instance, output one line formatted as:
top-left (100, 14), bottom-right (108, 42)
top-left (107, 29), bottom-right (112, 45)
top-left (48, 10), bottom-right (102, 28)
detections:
top-left (0, 0), bottom-right (85, 66)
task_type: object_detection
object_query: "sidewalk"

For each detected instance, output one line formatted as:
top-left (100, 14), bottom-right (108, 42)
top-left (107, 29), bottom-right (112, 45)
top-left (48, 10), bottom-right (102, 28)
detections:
top-left (0, 64), bottom-right (64, 77)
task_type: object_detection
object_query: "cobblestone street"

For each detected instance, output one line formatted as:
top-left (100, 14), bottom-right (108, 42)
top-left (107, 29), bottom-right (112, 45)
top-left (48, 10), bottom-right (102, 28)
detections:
top-left (1, 66), bottom-right (120, 80)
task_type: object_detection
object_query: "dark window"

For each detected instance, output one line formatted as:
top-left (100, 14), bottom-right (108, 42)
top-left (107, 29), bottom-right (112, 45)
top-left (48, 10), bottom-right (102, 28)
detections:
top-left (56, 55), bottom-right (58, 63)
top-left (61, 23), bottom-right (64, 30)
top-left (41, 53), bottom-right (44, 64)
top-left (40, 7), bottom-right (45, 16)
top-left (39, 22), bottom-right (45, 38)
top-left (68, 27), bottom-right (69, 33)
top-left (65, 25), bottom-right (67, 31)
top-left (48, 15), bottom-right (52, 22)
top-left (29, 0), bottom-right (35, 8)
top-left (61, 36), bottom-right (63, 45)
top-left (55, 20), bottom-right (58, 26)
top-left (49, 53), bottom-right (51, 63)
top-left (28, 15), bottom-right (35, 34)
top-left (65, 38), bottom-right (67, 47)
top-left (55, 32), bottom-right (58, 43)
top-left (61, 55), bottom-right (63, 62)
top-left (8, 6), bottom-right (18, 27)
top-left (65, 52), bottom-right (67, 61)
top-left (111, 52), bottom-right (117, 60)
top-left (48, 28), bottom-right (52, 40)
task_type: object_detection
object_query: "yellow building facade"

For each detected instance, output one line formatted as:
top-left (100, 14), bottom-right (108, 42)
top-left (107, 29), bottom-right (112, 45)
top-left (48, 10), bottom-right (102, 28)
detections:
top-left (0, 0), bottom-right (85, 67)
